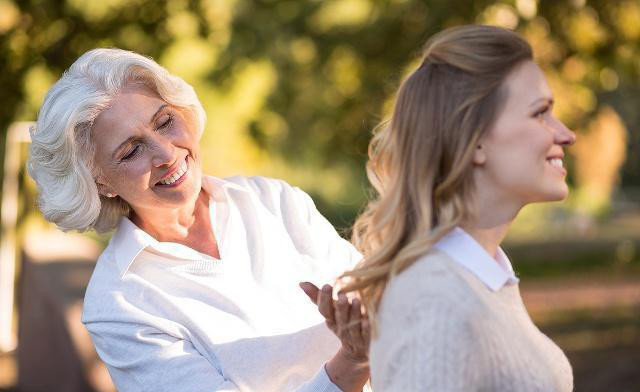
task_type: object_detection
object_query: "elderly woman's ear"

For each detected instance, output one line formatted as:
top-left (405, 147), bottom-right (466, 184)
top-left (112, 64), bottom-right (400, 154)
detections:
top-left (96, 180), bottom-right (117, 198)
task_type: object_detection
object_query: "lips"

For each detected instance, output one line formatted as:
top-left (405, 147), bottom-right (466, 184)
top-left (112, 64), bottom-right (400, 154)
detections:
top-left (156, 157), bottom-right (188, 186)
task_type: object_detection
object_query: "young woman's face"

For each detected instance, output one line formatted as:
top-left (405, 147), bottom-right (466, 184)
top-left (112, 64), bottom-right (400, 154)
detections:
top-left (476, 60), bottom-right (576, 206)
top-left (91, 84), bottom-right (203, 217)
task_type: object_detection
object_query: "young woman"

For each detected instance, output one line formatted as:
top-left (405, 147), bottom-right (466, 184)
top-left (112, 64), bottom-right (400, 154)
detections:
top-left (342, 25), bottom-right (576, 391)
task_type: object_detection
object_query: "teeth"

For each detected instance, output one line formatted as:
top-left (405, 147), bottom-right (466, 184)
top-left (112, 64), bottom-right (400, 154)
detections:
top-left (548, 158), bottom-right (563, 169)
top-left (159, 159), bottom-right (188, 185)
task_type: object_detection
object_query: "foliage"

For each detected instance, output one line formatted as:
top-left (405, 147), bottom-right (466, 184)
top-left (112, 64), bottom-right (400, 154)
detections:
top-left (1, 0), bottom-right (639, 231)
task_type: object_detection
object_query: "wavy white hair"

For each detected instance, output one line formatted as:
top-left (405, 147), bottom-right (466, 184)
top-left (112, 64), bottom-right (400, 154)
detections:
top-left (28, 48), bottom-right (206, 232)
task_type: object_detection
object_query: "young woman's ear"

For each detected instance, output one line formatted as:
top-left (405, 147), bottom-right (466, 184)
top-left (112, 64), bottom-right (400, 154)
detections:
top-left (473, 143), bottom-right (487, 166)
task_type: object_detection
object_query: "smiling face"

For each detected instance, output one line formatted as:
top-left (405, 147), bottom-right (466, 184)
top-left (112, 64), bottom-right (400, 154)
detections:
top-left (91, 83), bottom-right (203, 220)
top-left (474, 60), bottom-right (576, 207)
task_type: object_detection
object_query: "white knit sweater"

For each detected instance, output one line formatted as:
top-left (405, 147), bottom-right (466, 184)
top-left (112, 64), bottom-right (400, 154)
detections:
top-left (370, 250), bottom-right (573, 392)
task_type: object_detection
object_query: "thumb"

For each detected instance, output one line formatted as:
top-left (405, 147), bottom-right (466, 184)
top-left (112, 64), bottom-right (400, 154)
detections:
top-left (299, 281), bottom-right (320, 303)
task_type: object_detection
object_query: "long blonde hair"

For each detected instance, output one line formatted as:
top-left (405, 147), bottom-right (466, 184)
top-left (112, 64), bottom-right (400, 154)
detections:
top-left (341, 25), bottom-right (532, 333)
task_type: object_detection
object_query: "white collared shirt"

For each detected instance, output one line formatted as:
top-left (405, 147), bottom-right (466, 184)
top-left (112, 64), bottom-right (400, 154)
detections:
top-left (434, 227), bottom-right (519, 291)
top-left (82, 176), bottom-right (363, 392)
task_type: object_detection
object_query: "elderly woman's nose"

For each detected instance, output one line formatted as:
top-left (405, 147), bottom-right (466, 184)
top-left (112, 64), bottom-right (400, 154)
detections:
top-left (151, 137), bottom-right (177, 167)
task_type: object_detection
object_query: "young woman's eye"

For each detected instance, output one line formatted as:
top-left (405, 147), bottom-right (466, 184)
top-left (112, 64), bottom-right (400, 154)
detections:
top-left (122, 145), bottom-right (140, 161)
top-left (534, 106), bottom-right (550, 118)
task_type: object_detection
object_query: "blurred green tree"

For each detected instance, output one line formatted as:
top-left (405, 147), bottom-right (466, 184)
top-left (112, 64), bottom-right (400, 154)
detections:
top-left (1, 0), bottom-right (639, 232)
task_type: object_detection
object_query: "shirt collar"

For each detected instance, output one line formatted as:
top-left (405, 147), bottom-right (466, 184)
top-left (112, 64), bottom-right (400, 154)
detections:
top-left (433, 227), bottom-right (519, 291)
top-left (111, 175), bottom-right (248, 277)
top-left (201, 175), bottom-right (249, 201)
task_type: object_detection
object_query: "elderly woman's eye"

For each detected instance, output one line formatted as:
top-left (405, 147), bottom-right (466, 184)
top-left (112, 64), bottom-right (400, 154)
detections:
top-left (122, 146), bottom-right (139, 161)
top-left (157, 114), bottom-right (173, 130)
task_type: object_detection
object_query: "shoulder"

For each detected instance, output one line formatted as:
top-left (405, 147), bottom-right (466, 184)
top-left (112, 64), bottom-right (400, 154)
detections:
top-left (220, 175), bottom-right (313, 215)
top-left (82, 242), bottom-right (125, 324)
top-left (223, 175), bottom-right (296, 195)
top-left (378, 250), bottom-right (485, 328)
top-left (82, 244), bottom-right (183, 339)
top-left (385, 250), bottom-right (475, 302)
top-left (82, 232), bottom-right (153, 326)
top-left (373, 251), bottom-right (492, 367)
top-left (371, 252), bottom-right (493, 391)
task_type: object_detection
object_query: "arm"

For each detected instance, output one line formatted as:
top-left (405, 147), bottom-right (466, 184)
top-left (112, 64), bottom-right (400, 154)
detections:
top-left (300, 282), bottom-right (370, 392)
top-left (295, 362), bottom-right (361, 392)
top-left (88, 313), bottom-right (362, 392)
top-left (289, 184), bottom-right (370, 391)
top-left (290, 184), bottom-right (363, 271)
top-left (324, 348), bottom-right (370, 392)
top-left (85, 320), bottom-right (240, 392)
top-left (88, 316), bottom-right (363, 392)
top-left (248, 178), bottom-right (369, 391)
top-left (242, 177), bottom-right (361, 274)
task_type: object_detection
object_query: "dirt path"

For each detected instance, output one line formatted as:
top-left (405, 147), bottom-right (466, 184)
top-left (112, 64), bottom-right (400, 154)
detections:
top-left (521, 276), bottom-right (640, 316)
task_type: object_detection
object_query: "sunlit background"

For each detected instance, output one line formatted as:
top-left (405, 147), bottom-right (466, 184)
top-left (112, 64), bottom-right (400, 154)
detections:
top-left (0, 0), bottom-right (639, 391)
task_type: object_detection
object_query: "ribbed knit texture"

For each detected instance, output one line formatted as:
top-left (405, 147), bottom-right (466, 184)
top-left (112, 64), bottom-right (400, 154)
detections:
top-left (370, 250), bottom-right (573, 392)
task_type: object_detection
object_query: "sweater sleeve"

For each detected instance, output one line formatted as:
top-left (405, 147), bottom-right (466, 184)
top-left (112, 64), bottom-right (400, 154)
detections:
top-left (290, 185), bottom-right (363, 270)
top-left (372, 295), bottom-right (485, 392)
top-left (294, 365), bottom-right (343, 392)
top-left (245, 176), bottom-right (362, 274)
top-left (87, 314), bottom-right (350, 392)
top-left (85, 320), bottom-right (241, 392)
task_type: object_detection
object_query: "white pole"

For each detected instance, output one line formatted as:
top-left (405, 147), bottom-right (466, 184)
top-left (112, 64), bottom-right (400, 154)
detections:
top-left (0, 121), bottom-right (33, 352)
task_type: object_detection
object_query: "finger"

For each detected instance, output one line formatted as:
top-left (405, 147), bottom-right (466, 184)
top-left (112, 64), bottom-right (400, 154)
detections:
top-left (335, 292), bottom-right (350, 336)
top-left (299, 282), bottom-right (320, 303)
top-left (318, 284), bottom-right (336, 326)
top-left (361, 317), bottom-right (371, 349)
top-left (348, 298), bottom-right (363, 346)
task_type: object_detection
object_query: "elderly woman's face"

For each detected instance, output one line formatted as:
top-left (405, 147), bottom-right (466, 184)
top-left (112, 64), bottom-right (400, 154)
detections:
top-left (91, 84), bottom-right (202, 217)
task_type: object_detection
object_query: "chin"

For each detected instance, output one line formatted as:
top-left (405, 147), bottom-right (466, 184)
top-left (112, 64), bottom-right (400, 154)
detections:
top-left (524, 181), bottom-right (569, 204)
top-left (542, 183), bottom-right (570, 202)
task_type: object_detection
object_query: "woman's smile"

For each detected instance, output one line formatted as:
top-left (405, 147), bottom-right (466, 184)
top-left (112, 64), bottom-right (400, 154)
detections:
top-left (156, 156), bottom-right (189, 188)
top-left (90, 84), bottom-right (204, 213)
top-left (545, 156), bottom-right (566, 176)
top-left (476, 60), bottom-right (576, 204)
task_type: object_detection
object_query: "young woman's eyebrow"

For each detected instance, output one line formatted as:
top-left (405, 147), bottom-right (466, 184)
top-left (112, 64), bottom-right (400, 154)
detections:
top-left (528, 97), bottom-right (554, 108)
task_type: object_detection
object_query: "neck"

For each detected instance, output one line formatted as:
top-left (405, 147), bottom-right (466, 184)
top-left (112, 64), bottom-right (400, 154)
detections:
top-left (458, 222), bottom-right (511, 258)
top-left (461, 184), bottom-right (523, 258)
top-left (132, 189), bottom-right (211, 244)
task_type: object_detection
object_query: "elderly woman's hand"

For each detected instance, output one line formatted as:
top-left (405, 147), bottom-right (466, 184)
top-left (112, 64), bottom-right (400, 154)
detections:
top-left (299, 282), bottom-right (370, 363)
top-left (300, 282), bottom-right (370, 391)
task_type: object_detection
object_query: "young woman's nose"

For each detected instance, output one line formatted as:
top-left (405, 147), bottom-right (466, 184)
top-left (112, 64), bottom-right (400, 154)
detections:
top-left (151, 136), bottom-right (176, 167)
top-left (553, 118), bottom-right (576, 146)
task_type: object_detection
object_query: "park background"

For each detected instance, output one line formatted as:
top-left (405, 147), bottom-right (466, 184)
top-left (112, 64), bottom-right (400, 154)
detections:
top-left (0, 0), bottom-right (639, 391)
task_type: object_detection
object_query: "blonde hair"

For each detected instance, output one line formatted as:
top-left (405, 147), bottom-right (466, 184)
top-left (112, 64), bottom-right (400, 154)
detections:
top-left (28, 48), bottom-right (206, 232)
top-left (341, 25), bottom-right (533, 333)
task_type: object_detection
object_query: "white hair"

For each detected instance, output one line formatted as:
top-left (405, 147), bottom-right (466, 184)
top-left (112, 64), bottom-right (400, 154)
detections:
top-left (28, 48), bottom-right (206, 232)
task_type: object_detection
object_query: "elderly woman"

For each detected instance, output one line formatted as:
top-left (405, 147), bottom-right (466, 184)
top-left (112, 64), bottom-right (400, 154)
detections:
top-left (28, 48), bottom-right (370, 392)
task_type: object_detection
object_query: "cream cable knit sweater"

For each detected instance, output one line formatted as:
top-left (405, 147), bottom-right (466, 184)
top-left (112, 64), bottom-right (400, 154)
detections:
top-left (370, 251), bottom-right (573, 392)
